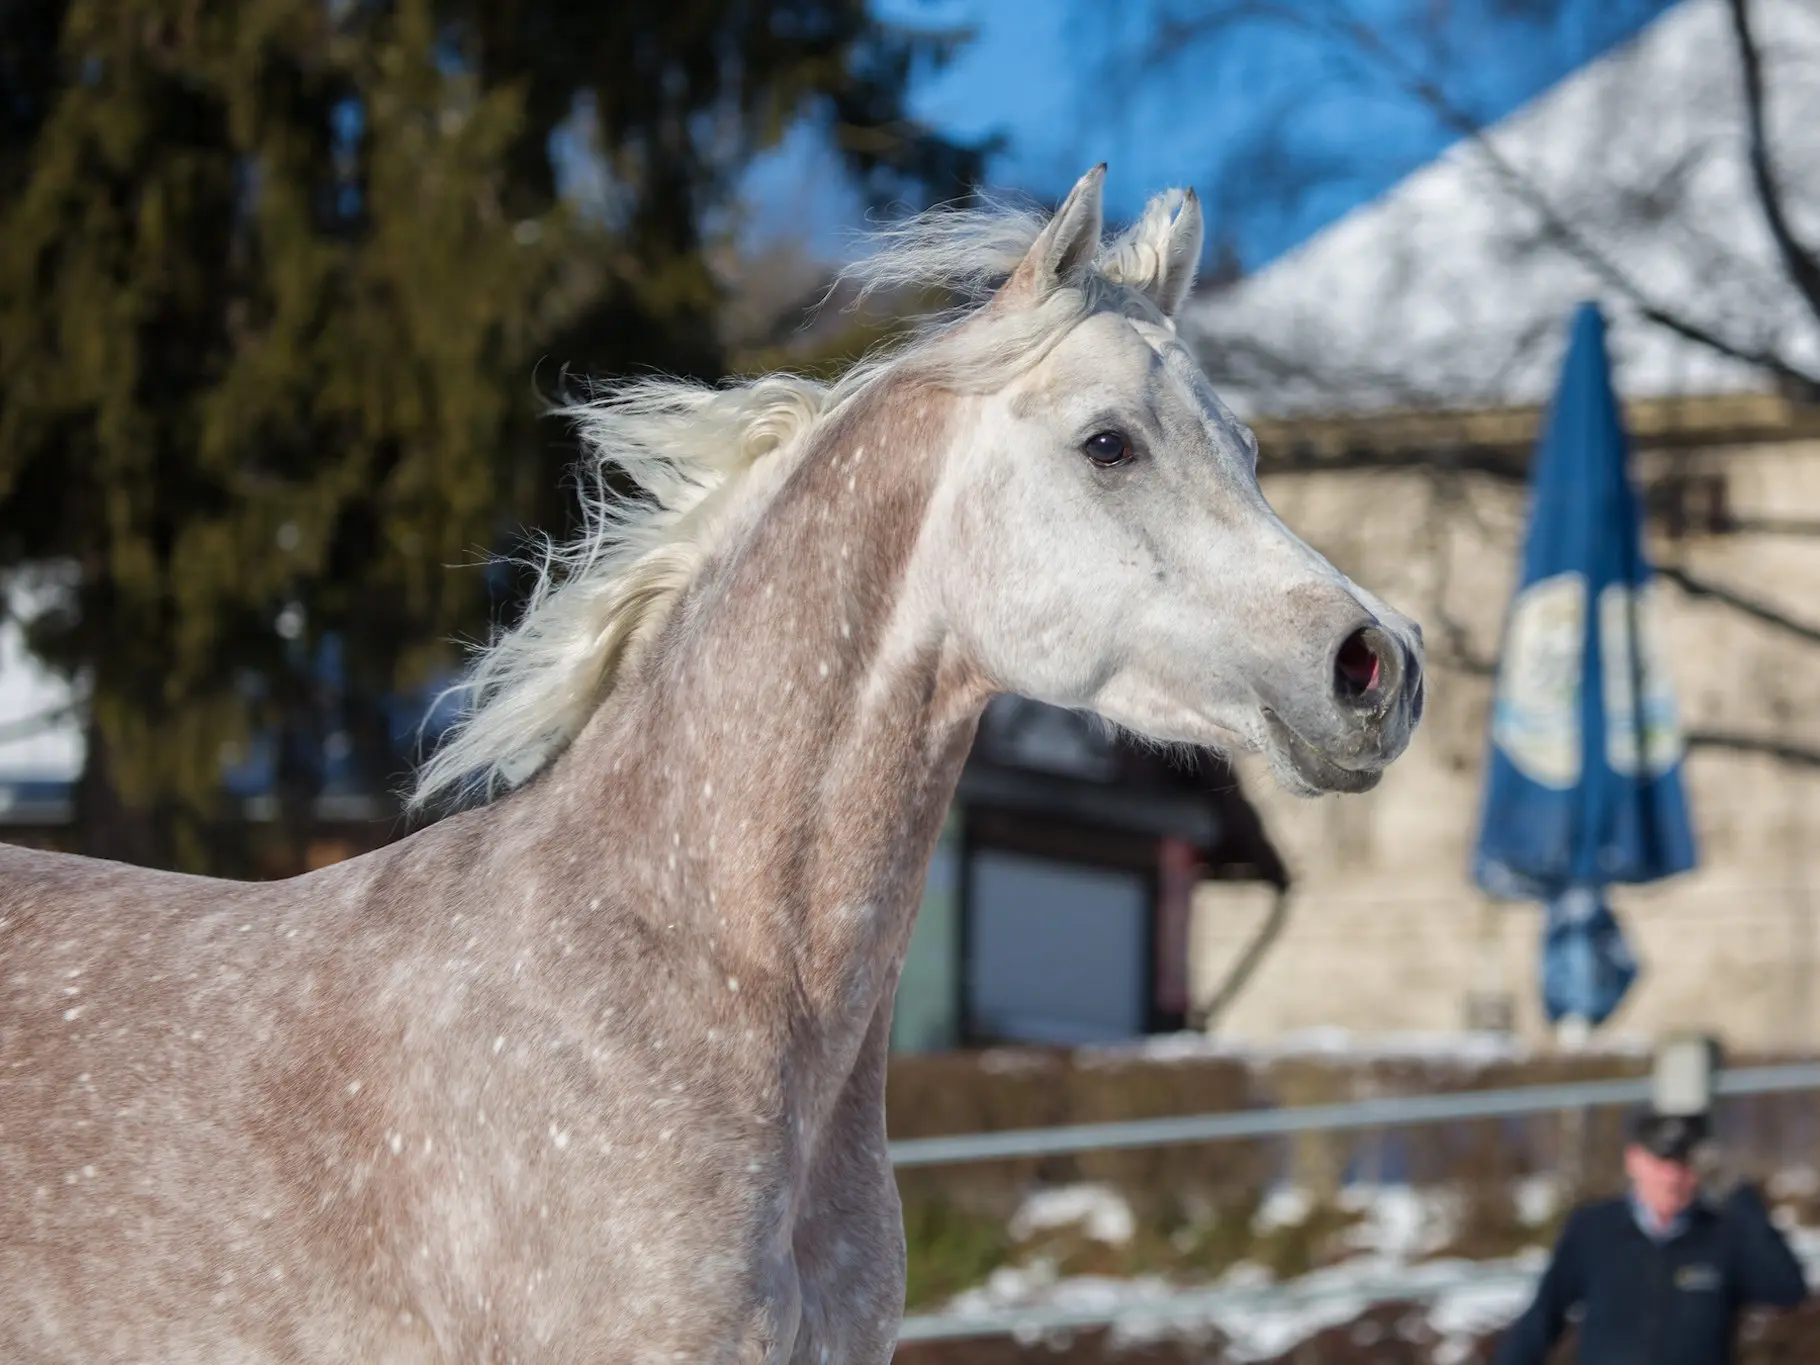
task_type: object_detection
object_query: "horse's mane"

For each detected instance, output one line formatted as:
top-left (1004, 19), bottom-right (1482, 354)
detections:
top-left (409, 188), bottom-right (1198, 811)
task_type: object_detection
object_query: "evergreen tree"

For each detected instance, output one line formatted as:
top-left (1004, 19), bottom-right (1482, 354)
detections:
top-left (0, 0), bottom-right (985, 872)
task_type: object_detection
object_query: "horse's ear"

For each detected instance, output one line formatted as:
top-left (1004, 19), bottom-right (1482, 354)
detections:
top-left (1145, 188), bottom-right (1203, 319)
top-left (999, 164), bottom-right (1106, 307)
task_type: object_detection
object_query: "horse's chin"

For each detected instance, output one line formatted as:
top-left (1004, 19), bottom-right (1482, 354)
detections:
top-left (1261, 711), bottom-right (1385, 797)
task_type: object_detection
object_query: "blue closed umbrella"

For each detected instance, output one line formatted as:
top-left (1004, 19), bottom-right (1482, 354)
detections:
top-left (1471, 302), bottom-right (1698, 1029)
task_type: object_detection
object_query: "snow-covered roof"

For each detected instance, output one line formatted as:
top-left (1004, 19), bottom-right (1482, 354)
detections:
top-left (1188, 0), bottom-right (1820, 417)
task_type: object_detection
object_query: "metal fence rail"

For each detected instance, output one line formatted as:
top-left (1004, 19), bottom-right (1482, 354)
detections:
top-left (887, 1061), bottom-right (1820, 1168)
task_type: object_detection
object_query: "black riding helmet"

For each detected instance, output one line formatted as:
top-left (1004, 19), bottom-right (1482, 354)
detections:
top-left (1630, 1108), bottom-right (1709, 1164)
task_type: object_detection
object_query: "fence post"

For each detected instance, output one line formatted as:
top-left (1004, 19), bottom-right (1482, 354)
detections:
top-left (1558, 1103), bottom-right (1586, 1199)
top-left (1278, 1060), bottom-right (1344, 1206)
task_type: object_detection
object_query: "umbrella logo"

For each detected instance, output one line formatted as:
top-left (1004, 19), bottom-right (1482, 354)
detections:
top-left (1491, 571), bottom-right (1585, 790)
top-left (1598, 581), bottom-right (1684, 779)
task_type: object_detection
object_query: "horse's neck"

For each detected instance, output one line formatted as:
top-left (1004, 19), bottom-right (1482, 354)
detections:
top-left (516, 380), bottom-right (983, 1127)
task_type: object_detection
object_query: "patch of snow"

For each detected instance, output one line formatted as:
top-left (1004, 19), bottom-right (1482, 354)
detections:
top-left (1010, 1184), bottom-right (1136, 1246)
top-left (908, 1170), bottom-right (1820, 1358)
top-left (984, 1259), bottom-right (1060, 1300)
top-left (941, 1265), bottom-right (1169, 1330)
top-left (927, 1255), bottom-right (1546, 1363)
top-left (1770, 1166), bottom-right (1820, 1201)
top-left (1220, 1260), bottom-right (1273, 1290)
top-left (975, 1048), bottom-right (1059, 1077)
top-left (1784, 1225), bottom-right (1820, 1274)
top-left (1338, 1183), bottom-right (1461, 1260)
top-left (1252, 1185), bottom-right (1314, 1235)
top-left (1514, 1174), bottom-right (1564, 1228)
top-left (1428, 1253), bottom-right (1549, 1338)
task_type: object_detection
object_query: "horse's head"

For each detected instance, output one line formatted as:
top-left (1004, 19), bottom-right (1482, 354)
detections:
top-left (410, 165), bottom-right (1423, 811)
top-left (933, 166), bottom-right (1424, 795)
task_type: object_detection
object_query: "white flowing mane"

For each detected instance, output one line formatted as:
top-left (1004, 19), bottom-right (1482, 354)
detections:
top-left (410, 189), bottom-right (1200, 811)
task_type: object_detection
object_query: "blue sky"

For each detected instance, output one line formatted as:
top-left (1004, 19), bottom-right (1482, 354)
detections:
top-left (741, 0), bottom-right (1675, 270)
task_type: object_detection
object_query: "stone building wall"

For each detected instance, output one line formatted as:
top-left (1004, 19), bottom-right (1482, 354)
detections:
top-left (1192, 422), bottom-right (1820, 1051)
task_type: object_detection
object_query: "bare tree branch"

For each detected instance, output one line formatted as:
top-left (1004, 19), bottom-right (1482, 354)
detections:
top-left (1656, 563), bottom-right (1820, 647)
top-left (0, 699), bottom-right (83, 745)
top-left (1144, 0), bottom-right (1820, 399)
top-left (1429, 561), bottom-right (1820, 662)
top-left (1725, 0), bottom-right (1820, 325)
top-left (1319, 4), bottom-right (1820, 400)
top-left (1257, 442), bottom-right (1528, 484)
top-left (1394, 651), bottom-right (1820, 770)
top-left (1195, 884), bottom-right (1292, 1032)
top-left (1686, 729), bottom-right (1820, 769)
top-left (1433, 621), bottom-right (1497, 677)
top-left (1125, 2), bottom-right (1820, 775)
top-left (1727, 516), bottom-right (1820, 537)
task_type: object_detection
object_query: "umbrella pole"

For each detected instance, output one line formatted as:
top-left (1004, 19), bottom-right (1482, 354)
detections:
top-left (1558, 1095), bottom-right (1589, 1199)
top-left (1556, 1011), bottom-right (1595, 1200)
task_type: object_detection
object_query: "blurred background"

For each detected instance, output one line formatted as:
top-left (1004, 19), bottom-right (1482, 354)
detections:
top-left (4, 0), bottom-right (1820, 1359)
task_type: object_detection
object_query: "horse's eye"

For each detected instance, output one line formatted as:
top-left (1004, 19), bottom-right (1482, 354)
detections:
top-left (1083, 431), bottom-right (1132, 468)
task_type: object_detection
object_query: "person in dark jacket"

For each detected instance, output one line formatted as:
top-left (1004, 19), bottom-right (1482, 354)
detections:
top-left (1494, 1109), bottom-right (1808, 1365)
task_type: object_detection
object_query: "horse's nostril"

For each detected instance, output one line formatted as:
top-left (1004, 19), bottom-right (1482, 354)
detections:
top-left (1333, 628), bottom-right (1383, 702)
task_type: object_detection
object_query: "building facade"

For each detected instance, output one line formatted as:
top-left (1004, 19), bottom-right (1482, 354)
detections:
top-left (1191, 396), bottom-right (1820, 1050)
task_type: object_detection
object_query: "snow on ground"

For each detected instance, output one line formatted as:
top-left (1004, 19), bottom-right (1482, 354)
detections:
top-left (923, 1250), bottom-right (1546, 1362)
top-left (1512, 1174), bottom-right (1565, 1229)
top-left (1336, 1183), bottom-right (1462, 1260)
top-left (1771, 1167), bottom-right (1820, 1202)
top-left (1250, 1185), bottom-right (1312, 1236)
top-left (907, 1179), bottom-right (1820, 1359)
top-left (1232, 1179), bottom-right (1461, 1256)
top-left (1010, 1184), bottom-right (1136, 1246)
